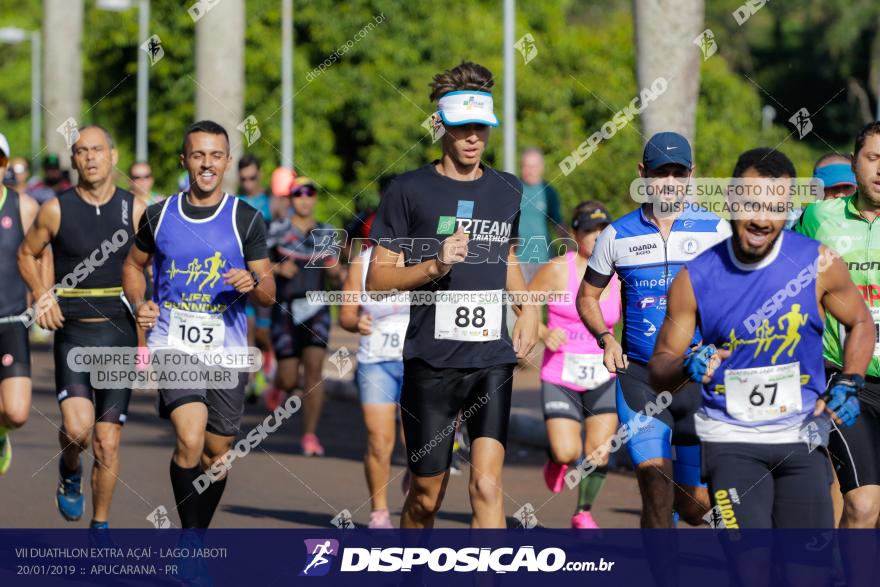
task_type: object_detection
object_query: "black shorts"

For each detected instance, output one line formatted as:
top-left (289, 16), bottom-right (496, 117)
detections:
top-left (157, 366), bottom-right (249, 438)
top-left (824, 367), bottom-right (880, 493)
top-left (828, 396), bottom-right (880, 493)
top-left (270, 303), bottom-right (330, 360)
top-left (0, 321), bottom-right (30, 381)
top-left (616, 361), bottom-right (701, 448)
top-left (541, 379), bottom-right (616, 421)
top-left (702, 441), bottom-right (834, 529)
top-left (402, 358), bottom-right (514, 477)
top-left (54, 317), bottom-right (137, 425)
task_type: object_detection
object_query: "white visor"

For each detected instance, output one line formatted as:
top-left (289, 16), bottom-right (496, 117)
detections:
top-left (437, 91), bottom-right (499, 127)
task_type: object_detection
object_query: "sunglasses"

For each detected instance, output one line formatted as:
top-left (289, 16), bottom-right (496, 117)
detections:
top-left (292, 188), bottom-right (317, 198)
top-left (131, 174), bottom-right (152, 180)
top-left (239, 174), bottom-right (259, 182)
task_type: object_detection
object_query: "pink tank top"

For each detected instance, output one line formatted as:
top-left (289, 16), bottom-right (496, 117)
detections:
top-left (540, 251), bottom-right (621, 391)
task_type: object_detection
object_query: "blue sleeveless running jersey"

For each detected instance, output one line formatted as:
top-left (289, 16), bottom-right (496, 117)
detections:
top-left (588, 204), bottom-right (730, 363)
top-left (148, 193), bottom-right (248, 351)
top-left (688, 231), bottom-right (828, 443)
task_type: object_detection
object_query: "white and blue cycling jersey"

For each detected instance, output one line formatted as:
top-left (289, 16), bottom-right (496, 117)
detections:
top-left (586, 204), bottom-right (731, 362)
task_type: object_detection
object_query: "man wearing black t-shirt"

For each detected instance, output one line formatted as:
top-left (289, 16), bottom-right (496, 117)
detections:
top-left (368, 62), bottom-right (539, 528)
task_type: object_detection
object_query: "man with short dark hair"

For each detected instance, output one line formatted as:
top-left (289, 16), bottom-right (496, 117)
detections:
top-left (123, 120), bottom-right (275, 529)
top-left (237, 154), bottom-right (273, 401)
top-left (237, 154), bottom-right (271, 223)
top-left (795, 122), bottom-right (880, 582)
top-left (368, 61), bottom-right (539, 528)
top-left (651, 145), bottom-right (871, 580)
top-left (730, 147), bottom-right (802, 229)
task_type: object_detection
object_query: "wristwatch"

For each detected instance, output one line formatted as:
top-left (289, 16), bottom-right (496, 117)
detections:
top-left (596, 331), bottom-right (614, 349)
top-left (251, 271), bottom-right (261, 286)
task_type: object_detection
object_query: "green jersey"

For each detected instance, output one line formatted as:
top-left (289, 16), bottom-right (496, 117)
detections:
top-left (795, 194), bottom-right (880, 377)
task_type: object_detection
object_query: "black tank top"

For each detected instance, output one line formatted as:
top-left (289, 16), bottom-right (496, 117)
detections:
top-left (53, 187), bottom-right (135, 319)
top-left (0, 188), bottom-right (27, 317)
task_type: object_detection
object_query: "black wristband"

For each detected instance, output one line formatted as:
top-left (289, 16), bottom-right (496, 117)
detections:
top-left (838, 373), bottom-right (865, 388)
top-left (824, 373), bottom-right (865, 400)
top-left (596, 331), bottom-right (613, 349)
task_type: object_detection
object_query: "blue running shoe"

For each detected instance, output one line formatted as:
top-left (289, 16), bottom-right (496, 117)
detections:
top-left (56, 460), bottom-right (84, 522)
top-left (89, 521), bottom-right (119, 551)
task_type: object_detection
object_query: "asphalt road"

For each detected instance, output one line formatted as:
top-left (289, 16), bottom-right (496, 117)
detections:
top-left (0, 331), bottom-right (643, 529)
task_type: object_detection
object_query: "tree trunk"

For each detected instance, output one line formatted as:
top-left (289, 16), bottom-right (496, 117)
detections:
top-left (633, 0), bottom-right (704, 147)
top-left (42, 0), bottom-right (83, 169)
top-left (195, 0), bottom-right (245, 193)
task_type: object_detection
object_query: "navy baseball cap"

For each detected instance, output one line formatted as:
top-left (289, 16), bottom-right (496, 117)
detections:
top-left (572, 204), bottom-right (613, 231)
top-left (642, 132), bottom-right (693, 171)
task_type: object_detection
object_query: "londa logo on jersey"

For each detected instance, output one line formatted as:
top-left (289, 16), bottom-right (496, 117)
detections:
top-left (628, 243), bottom-right (656, 256)
top-left (436, 200), bottom-right (512, 243)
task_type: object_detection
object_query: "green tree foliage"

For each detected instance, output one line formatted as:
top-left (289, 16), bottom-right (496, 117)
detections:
top-left (705, 0), bottom-right (880, 150)
top-left (0, 0), bottom-right (843, 225)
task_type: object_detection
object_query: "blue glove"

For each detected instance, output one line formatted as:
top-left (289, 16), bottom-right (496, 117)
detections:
top-left (683, 345), bottom-right (716, 383)
top-left (821, 373), bottom-right (864, 428)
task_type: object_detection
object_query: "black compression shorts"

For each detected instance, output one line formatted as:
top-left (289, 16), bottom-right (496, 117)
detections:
top-left (702, 441), bottom-right (833, 529)
top-left (270, 303), bottom-right (330, 360)
top-left (0, 321), bottom-right (30, 381)
top-left (541, 379), bottom-right (616, 421)
top-left (824, 367), bottom-right (880, 493)
top-left (402, 358), bottom-right (514, 477)
top-left (54, 316), bottom-right (137, 425)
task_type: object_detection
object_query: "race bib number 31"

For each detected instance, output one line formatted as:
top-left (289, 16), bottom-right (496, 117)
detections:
top-left (168, 309), bottom-right (225, 351)
top-left (561, 353), bottom-right (611, 389)
top-left (724, 362), bottom-right (801, 422)
top-left (434, 290), bottom-right (502, 342)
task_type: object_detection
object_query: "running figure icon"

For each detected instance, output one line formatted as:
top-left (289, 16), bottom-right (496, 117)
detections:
top-left (302, 541), bottom-right (335, 575)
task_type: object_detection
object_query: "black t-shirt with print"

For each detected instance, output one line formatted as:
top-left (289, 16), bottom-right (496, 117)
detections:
top-left (370, 162), bottom-right (521, 368)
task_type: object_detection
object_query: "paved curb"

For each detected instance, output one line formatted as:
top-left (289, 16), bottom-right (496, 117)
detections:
top-left (323, 377), bottom-right (550, 449)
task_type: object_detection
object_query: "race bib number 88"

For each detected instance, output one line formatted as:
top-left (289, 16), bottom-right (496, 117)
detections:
top-left (724, 362), bottom-right (801, 422)
top-left (434, 290), bottom-right (502, 342)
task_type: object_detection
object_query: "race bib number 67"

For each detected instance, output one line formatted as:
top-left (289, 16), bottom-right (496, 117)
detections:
top-left (724, 362), bottom-right (802, 422)
top-left (434, 290), bottom-right (502, 342)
